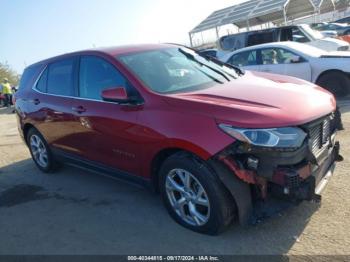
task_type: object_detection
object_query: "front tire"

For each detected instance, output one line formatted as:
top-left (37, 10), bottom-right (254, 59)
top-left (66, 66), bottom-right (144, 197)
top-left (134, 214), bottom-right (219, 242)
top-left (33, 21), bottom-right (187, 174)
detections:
top-left (27, 128), bottom-right (59, 173)
top-left (159, 152), bottom-right (236, 235)
top-left (316, 71), bottom-right (350, 97)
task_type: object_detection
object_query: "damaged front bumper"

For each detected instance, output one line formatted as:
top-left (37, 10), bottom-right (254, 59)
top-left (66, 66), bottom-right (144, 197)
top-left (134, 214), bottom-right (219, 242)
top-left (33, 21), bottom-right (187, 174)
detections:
top-left (212, 113), bottom-right (343, 225)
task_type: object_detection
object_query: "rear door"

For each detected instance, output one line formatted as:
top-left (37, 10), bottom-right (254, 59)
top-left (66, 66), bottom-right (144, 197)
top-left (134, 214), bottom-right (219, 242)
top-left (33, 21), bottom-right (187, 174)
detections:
top-left (258, 47), bottom-right (311, 81)
top-left (31, 57), bottom-right (79, 154)
top-left (70, 55), bottom-right (142, 175)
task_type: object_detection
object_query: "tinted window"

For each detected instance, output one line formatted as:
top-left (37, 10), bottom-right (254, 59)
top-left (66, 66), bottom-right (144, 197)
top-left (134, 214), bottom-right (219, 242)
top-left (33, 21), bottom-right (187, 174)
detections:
top-left (220, 34), bottom-right (246, 51)
top-left (18, 64), bottom-right (41, 91)
top-left (247, 32), bottom-right (274, 46)
top-left (36, 67), bottom-right (48, 93)
top-left (228, 50), bottom-right (257, 66)
top-left (79, 56), bottom-right (128, 100)
top-left (47, 58), bottom-right (75, 96)
top-left (280, 28), bottom-right (294, 41)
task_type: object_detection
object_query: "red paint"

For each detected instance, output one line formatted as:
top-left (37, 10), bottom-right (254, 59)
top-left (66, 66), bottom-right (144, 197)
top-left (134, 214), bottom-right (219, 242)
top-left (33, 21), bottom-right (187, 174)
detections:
top-left (15, 44), bottom-right (336, 180)
top-left (101, 86), bottom-right (128, 102)
top-left (218, 155), bottom-right (257, 184)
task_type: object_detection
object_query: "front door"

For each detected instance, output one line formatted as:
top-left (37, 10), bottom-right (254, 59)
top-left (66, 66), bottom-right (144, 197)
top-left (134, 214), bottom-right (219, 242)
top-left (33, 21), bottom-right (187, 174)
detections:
top-left (259, 47), bottom-right (311, 81)
top-left (70, 55), bottom-right (143, 175)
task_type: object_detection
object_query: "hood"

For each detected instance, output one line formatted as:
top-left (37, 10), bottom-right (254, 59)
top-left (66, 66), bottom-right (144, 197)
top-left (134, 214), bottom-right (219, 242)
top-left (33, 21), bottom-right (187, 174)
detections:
top-left (308, 38), bottom-right (349, 51)
top-left (163, 71), bottom-right (336, 128)
top-left (320, 51), bottom-right (350, 58)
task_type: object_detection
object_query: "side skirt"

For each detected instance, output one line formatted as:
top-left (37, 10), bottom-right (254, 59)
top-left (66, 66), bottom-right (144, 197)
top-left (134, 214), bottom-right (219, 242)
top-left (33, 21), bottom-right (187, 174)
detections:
top-left (52, 148), bottom-right (153, 190)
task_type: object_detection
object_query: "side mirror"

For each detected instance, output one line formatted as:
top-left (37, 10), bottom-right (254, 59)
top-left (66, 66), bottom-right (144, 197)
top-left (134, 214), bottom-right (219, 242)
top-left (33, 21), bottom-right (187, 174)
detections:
top-left (101, 86), bottom-right (128, 103)
top-left (290, 55), bottom-right (302, 63)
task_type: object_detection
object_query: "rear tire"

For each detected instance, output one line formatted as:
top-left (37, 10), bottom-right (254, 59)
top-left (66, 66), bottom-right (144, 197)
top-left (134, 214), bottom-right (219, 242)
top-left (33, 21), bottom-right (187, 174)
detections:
top-left (316, 71), bottom-right (350, 97)
top-left (159, 152), bottom-right (236, 235)
top-left (26, 128), bottom-right (60, 173)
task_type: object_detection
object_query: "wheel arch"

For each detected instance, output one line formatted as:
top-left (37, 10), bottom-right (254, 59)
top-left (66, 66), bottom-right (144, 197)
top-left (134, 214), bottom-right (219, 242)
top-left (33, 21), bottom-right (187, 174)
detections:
top-left (23, 123), bottom-right (36, 145)
top-left (315, 69), bottom-right (348, 85)
top-left (150, 147), bottom-right (252, 225)
top-left (207, 159), bottom-right (253, 226)
top-left (150, 148), bottom-right (201, 192)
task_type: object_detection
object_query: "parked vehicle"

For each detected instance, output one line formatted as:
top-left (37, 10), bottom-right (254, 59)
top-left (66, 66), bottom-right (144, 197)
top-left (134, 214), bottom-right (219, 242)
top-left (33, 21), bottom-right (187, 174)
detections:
top-left (221, 41), bottom-right (350, 97)
top-left (334, 16), bottom-right (350, 24)
top-left (319, 30), bottom-right (338, 38)
top-left (311, 22), bottom-right (350, 36)
top-left (198, 49), bottom-right (218, 58)
top-left (15, 44), bottom-right (341, 235)
top-left (217, 24), bottom-right (349, 53)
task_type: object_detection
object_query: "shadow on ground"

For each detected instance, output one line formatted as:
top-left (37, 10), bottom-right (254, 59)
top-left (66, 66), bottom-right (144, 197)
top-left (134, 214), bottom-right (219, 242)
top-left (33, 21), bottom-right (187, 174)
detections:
top-left (0, 158), bottom-right (319, 255)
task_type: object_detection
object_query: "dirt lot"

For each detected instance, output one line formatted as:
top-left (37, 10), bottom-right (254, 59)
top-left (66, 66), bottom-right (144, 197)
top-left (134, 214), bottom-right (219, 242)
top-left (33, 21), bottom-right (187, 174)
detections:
top-left (0, 100), bottom-right (349, 255)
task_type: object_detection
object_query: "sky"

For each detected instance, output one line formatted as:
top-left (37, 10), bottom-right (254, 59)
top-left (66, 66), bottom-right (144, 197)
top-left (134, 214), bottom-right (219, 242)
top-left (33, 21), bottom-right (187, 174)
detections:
top-left (0, 0), bottom-right (245, 74)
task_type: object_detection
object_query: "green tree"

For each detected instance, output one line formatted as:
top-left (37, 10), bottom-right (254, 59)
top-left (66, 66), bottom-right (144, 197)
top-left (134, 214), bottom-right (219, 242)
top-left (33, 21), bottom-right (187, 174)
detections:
top-left (0, 62), bottom-right (20, 86)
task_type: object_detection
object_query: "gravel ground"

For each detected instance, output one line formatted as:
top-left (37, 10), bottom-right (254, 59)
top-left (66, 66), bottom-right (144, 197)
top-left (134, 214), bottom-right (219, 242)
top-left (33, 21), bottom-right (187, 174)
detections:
top-left (0, 100), bottom-right (349, 255)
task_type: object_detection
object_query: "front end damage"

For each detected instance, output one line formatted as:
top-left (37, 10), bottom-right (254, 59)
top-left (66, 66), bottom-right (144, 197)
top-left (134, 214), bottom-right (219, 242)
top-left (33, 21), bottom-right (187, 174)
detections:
top-left (211, 112), bottom-right (343, 225)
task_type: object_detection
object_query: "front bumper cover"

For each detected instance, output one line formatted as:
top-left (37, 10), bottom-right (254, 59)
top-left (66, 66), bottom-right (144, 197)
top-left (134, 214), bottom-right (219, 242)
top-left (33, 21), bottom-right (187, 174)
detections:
top-left (214, 134), bottom-right (341, 225)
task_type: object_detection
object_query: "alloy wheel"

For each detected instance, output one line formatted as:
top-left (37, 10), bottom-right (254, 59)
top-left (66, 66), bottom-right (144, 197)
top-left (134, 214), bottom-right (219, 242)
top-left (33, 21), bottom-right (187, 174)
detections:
top-left (30, 134), bottom-right (48, 168)
top-left (165, 168), bottom-right (210, 226)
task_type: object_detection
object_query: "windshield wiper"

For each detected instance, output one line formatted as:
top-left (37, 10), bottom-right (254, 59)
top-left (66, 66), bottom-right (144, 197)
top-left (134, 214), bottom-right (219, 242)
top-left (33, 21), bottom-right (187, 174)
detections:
top-left (202, 55), bottom-right (245, 76)
top-left (197, 68), bottom-right (224, 84)
top-left (178, 48), bottom-right (231, 82)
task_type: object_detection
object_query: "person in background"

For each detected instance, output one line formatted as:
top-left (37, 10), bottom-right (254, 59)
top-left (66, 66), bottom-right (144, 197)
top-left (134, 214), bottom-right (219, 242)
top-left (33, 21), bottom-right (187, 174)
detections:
top-left (1, 78), bottom-right (12, 107)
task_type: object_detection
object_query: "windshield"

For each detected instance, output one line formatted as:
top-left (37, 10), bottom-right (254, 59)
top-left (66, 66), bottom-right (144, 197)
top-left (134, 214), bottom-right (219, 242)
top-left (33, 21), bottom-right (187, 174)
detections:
top-left (118, 47), bottom-right (240, 94)
top-left (301, 24), bottom-right (324, 40)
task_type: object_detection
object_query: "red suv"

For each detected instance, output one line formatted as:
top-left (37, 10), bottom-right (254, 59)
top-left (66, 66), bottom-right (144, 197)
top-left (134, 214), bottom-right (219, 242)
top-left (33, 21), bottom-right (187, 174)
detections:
top-left (15, 44), bottom-right (341, 235)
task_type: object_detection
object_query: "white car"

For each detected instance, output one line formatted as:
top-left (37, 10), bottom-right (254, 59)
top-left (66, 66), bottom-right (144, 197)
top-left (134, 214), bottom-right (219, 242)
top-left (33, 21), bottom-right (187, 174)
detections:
top-left (221, 41), bottom-right (350, 97)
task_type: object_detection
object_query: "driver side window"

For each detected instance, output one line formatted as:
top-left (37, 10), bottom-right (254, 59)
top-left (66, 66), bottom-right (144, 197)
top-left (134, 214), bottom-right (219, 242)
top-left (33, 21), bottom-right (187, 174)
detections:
top-left (261, 48), bottom-right (303, 65)
top-left (79, 56), bottom-right (128, 100)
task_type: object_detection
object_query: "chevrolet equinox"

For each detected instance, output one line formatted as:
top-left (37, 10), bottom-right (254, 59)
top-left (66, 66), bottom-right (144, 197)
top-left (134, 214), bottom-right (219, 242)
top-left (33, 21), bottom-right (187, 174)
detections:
top-left (15, 44), bottom-right (342, 235)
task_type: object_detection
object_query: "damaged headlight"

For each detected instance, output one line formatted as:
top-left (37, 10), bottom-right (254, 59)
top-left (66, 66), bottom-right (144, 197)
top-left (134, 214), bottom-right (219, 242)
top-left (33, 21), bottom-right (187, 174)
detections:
top-left (218, 124), bottom-right (307, 148)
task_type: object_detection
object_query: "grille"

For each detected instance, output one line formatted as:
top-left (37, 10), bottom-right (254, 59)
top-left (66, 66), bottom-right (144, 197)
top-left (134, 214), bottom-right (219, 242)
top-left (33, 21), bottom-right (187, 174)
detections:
top-left (285, 172), bottom-right (300, 190)
top-left (308, 115), bottom-right (333, 157)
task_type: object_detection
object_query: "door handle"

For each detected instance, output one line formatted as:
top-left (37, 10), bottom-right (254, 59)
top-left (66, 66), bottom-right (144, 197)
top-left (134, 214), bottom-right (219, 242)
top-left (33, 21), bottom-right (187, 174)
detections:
top-left (32, 98), bottom-right (40, 105)
top-left (72, 106), bottom-right (86, 114)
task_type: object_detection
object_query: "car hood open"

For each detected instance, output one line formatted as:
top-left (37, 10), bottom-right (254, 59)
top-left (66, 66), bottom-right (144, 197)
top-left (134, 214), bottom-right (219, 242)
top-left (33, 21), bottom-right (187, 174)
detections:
top-left (163, 71), bottom-right (336, 128)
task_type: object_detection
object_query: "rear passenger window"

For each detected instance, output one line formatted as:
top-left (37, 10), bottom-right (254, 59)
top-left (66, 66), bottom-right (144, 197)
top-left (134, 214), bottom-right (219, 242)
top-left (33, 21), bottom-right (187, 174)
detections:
top-left (36, 67), bottom-right (48, 93)
top-left (18, 64), bottom-right (41, 91)
top-left (47, 58), bottom-right (75, 96)
top-left (79, 56), bottom-right (128, 100)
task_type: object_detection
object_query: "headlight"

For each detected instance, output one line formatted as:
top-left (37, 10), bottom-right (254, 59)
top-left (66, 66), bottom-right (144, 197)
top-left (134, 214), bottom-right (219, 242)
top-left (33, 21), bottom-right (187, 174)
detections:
top-left (218, 124), bottom-right (306, 148)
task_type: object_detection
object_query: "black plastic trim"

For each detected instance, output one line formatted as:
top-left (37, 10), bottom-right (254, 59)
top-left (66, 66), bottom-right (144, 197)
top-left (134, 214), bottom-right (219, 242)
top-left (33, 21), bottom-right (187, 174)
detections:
top-left (52, 148), bottom-right (152, 189)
